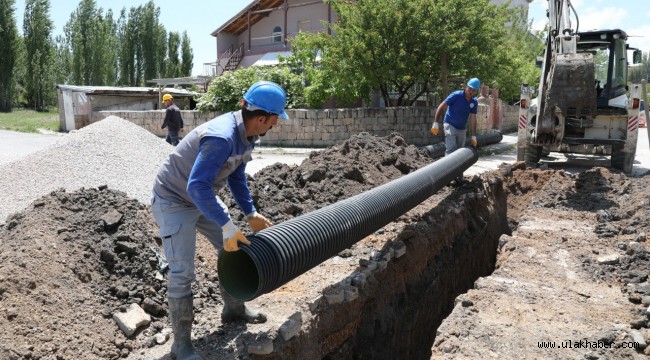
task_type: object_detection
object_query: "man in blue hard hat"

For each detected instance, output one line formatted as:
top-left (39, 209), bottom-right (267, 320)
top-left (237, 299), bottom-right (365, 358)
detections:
top-left (431, 77), bottom-right (480, 186)
top-left (151, 81), bottom-right (288, 360)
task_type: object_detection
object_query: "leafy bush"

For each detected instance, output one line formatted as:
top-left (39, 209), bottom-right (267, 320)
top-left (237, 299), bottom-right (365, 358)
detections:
top-left (196, 66), bottom-right (306, 112)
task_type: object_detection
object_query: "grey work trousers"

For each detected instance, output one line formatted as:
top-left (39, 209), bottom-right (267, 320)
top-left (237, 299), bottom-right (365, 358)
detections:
top-left (151, 193), bottom-right (224, 299)
top-left (443, 122), bottom-right (467, 156)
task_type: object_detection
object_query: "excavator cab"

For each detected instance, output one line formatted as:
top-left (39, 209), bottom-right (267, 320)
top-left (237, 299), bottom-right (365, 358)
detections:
top-left (576, 30), bottom-right (630, 110)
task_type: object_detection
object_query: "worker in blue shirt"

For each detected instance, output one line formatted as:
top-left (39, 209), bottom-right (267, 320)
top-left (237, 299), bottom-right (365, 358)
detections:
top-left (432, 77), bottom-right (480, 186)
top-left (151, 81), bottom-right (288, 360)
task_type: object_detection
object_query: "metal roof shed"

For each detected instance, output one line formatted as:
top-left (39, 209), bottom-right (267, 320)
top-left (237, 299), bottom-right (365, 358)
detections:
top-left (56, 85), bottom-right (196, 131)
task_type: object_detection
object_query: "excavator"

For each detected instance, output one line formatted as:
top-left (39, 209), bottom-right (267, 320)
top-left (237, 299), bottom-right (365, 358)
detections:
top-left (518, 0), bottom-right (643, 174)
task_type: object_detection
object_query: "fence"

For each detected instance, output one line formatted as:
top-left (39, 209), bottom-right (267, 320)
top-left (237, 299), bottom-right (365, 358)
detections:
top-left (91, 101), bottom-right (519, 147)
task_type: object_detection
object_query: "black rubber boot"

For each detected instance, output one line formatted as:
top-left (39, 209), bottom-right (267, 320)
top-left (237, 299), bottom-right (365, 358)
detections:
top-left (168, 296), bottom-right (203, 360)
top-left (219, 284), bottom-right (267, 324)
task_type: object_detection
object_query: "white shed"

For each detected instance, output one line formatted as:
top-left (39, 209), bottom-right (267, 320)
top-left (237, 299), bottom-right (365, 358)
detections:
top-left (56, 85), bottom-right (196, 131)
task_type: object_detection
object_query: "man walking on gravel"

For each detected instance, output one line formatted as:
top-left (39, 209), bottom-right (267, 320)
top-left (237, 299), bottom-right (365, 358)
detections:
top-left (161, 94), bottom-right (184, 146)
top-left (432, 77), bottom-right (480, 186)
top-left (151, 81), bottom-right (288, 359)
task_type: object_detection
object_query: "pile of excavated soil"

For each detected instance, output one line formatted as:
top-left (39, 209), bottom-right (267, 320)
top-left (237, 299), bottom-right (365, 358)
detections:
top-left (0, 129), bottom-right (433, 359)
top-left (224, 132), bottom-right (430, 224)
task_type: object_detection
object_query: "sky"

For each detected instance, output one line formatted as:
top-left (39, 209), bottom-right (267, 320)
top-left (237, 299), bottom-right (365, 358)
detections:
top-left (11, 0), bottom-right (650, 77)
top-left (527, 0), bottom-right (650, 52)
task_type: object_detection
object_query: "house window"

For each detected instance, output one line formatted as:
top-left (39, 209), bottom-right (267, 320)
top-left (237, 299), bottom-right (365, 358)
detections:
top-left (297, 20), bottom-right (311, 33)
top-left (273, 26), bottom-right (282, 43)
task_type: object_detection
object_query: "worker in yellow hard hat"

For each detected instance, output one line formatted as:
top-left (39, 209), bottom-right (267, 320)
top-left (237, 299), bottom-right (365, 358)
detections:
top-left (161, 94), bottom-right (184, 146)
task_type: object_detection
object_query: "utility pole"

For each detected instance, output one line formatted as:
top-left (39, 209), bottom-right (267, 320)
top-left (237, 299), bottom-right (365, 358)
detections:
top-left (642, 79), bottom-right (650, 149)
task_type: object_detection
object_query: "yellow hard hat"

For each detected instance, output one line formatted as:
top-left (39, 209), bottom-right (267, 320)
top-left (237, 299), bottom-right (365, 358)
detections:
top-left (162, 94), bottom-right (173, 102)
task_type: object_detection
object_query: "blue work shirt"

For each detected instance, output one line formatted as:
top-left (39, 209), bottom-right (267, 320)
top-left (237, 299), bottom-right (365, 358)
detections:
top-left (443, 90), bottom-right (478, 130)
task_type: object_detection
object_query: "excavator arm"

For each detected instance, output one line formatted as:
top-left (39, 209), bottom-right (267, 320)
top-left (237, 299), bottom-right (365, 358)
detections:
top-left (534, 0), bottom-right (597, 145)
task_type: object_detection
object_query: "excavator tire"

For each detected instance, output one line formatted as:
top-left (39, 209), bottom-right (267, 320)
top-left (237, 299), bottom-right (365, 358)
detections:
top-left (524, 144), bottom-right (543, 168)
top-left (611, 144), bottom-right (633, 174)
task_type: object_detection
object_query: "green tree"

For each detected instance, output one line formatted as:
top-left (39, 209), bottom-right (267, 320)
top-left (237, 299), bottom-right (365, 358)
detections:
top-left (13, 35), bottom-right (27, 107)
top-left (282, 31), bottom-right (338, 107)
top-left (166, 31), bottom-right (181, 78)
top-left (95, 9), bottom-right (117, 84)
top-left (140, 1), bottom-right (164, 83)
top-left (116, 7), bottom-right (138, 85)
top-left (156, 23), bottom-right (167, 79)
top-left (488, 8), bottom-right (544, 101)
top-left (52, 34), bottom-right (71, 85)
top-left (65, 0), bottom-right (117, 85)
top-left (287, 0), bottom-right (538, 107)
top-left (23, 0), bottom-right (54, 111)
top-left (0, 0), bottom-right (19, 111)
top-left (180, 31), bottom-right (193, 77)
top-left (196, 66), bottom-right (305, 112)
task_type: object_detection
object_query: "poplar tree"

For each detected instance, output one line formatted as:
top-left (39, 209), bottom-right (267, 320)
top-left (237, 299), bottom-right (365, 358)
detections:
top-left (0, 0), bottom-right (19, 111)
top-left (23, 0), bottom-right (54, 111)
top-left (156, 24), bottom-right (167, 79)
top-left (166, 31), bottom-right (181, 78)
top-left (116, 7), bottom-right (138, 85)
top-left (66, 0), bottom-right (118, 85)
top-left (52, 34), bottom-right (71, 85)
top-left (140, 1), bottom-right (163, 83)
top-left (180, 31), bottom-right (193, 77)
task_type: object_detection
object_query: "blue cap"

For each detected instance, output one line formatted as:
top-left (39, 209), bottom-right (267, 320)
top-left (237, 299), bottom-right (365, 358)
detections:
top-left (243, 81), bottom-right (289, 119)
top-left (467, 78), bottom-right (480, 90)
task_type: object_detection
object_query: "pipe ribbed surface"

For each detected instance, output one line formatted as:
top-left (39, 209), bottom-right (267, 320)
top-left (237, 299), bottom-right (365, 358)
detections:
top-left (424, 132), bottom-right (503, 159)
top-left (218, 147), bottom-right (479, 301)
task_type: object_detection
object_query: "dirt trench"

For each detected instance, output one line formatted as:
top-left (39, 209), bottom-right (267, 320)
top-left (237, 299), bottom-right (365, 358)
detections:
top-left (251, 175), bottom-right (509, 360)
top-left (1, 130), bottom-right (648, 360)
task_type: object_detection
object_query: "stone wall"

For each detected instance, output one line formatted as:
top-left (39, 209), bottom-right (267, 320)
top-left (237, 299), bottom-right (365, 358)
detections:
top-left (92, 102), bottom-right (519, 147)
top-left (92, 110), bottom-right (222, 138)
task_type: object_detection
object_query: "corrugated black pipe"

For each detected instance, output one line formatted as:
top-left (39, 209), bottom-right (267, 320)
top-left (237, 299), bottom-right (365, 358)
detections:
top-left (218, 147), bottom-right (479, 301)
top-left (423, 132), bottom-right (503, 159)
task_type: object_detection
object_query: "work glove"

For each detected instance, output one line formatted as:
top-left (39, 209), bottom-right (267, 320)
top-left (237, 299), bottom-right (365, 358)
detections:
top-left (222, 220), bottom-right (250, 252)
top-left (470, 136), bottom-right (478, 148)
top-left (246, 211), bottom-right (273, 232)
top-left (431, 122), bottom-right (440, 136)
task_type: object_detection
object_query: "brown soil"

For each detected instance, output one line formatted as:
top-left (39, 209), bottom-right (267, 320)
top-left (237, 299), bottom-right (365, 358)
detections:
top-left (432, 166), bottom-right (650, 359)
top-left (1, 132), bottom-right (649, 360)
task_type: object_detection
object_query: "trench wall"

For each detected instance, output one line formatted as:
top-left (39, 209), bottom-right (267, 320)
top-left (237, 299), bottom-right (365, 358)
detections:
top-left (91, 103), bottom-right (519, 147)
top-left (253, 175), bottom-right (509, 360)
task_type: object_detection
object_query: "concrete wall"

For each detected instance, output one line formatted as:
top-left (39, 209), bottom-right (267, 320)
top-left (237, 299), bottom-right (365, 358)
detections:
top-left (92, 102), bottom-right (519, 147)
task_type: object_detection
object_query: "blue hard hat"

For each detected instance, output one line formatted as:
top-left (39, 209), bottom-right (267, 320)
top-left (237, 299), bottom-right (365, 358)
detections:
top-left (243, 81), bottom-right (289, 119)
top-left (467, 78), bottom-right (480, 90)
